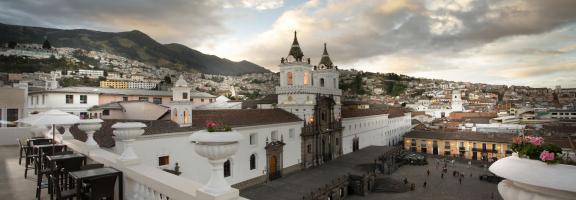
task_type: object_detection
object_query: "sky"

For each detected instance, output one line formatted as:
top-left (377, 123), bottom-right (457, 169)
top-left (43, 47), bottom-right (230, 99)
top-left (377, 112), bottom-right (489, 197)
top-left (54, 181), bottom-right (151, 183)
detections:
top-left (1, 0), bottom-right (576, 88)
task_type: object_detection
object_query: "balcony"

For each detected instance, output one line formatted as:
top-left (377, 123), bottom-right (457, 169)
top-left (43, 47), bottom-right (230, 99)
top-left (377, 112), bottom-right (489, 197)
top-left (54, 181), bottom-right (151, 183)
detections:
top-left (29, 124), bottom-right (245, 200)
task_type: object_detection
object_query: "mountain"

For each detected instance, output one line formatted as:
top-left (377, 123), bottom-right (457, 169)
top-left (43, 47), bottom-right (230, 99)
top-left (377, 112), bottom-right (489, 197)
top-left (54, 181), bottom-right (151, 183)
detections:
top-left (0, 23), bottom-right (270, 75)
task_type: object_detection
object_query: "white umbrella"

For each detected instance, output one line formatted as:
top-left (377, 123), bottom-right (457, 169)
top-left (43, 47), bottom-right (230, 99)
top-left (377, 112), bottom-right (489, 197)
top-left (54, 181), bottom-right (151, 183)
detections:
top-left (16, 110), bottom-right (80, 153)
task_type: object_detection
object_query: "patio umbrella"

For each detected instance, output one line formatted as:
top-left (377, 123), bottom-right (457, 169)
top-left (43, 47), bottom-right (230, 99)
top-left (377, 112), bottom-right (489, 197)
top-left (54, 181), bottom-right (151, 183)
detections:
top-left (16, 110), bottom-right (80, 153)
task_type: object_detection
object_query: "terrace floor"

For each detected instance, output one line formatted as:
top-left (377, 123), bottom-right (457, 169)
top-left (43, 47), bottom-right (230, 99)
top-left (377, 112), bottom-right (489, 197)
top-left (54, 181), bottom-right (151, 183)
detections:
top-left (0, 145), bottom-right (48, 200)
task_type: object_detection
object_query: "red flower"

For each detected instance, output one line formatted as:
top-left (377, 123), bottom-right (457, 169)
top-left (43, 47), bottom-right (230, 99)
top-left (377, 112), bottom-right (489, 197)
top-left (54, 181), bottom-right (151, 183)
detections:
top-left (205, 120), bottom-right (217, 129)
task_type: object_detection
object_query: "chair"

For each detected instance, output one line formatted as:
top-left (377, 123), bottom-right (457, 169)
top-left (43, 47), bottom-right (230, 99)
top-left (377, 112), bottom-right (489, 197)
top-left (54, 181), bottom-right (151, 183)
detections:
top-left (49, 172), bottom-right (78, 200)
top-left (17, 138), bottom-right (29, 165)
top-left (83, 174), bottom-right (118, 200)
top-left (35, 146), bottom-right (67, 199)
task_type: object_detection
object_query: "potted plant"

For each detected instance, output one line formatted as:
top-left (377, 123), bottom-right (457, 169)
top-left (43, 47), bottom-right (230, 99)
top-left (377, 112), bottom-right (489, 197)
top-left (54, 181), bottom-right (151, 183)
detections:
top-left (489, 136), bottom-right (576, 200)
top-left (189, 120), bottom-right (242, 196)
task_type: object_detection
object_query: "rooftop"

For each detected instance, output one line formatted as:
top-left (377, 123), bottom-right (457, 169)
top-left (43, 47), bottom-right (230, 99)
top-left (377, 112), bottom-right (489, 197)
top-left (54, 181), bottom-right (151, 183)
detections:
top-left (28, 86), bottom-right (215, 98)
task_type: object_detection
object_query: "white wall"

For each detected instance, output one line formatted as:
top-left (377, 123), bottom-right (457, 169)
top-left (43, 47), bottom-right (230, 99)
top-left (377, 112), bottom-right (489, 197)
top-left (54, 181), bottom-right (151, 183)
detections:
top-left (0, 127), bottom-right (33, 146)
top-left (27, 93), bottom-right (99, 116)
top-left (131, 122), bottom-right (302, 185)
top-left (342, 113), bottom-right (412, 154)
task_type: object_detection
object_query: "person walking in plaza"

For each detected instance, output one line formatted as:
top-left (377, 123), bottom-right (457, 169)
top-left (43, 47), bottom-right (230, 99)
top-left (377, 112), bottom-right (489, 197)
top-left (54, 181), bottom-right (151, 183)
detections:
top-left (427, 169), bottom-right (430, 176)
top-left (441, 173), bottom-right (444, 179)
top-left (423, 181), bottom-right (427, 188)
top-left (459, 177), bottom-right (462, 184)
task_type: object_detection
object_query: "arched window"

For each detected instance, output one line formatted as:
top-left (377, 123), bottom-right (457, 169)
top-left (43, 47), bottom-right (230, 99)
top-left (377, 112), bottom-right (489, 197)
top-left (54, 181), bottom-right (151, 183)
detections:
top-left (224, 160), bottom-right (231, 177)
top-left (303, 71), bottom-right (309, 85)
top-left (250, 154), bottom-right (256, 170)
top-left (320, 78), bottom-right (325, 87)
top-left (287, 96), bottom-right (293, 102)
top-left (287, 72), bottom-right (293, 85)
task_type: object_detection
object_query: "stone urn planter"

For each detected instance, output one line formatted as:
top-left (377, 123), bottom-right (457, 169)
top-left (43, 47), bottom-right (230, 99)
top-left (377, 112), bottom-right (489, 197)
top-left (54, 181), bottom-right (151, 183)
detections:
top-left (77, 119), bottom-right (103, 147)
top-left (489, 155), bottom-right (576, 200)
top-left (189, 130), bottom-right (242, 196)
top-left (112, 122), bottom-right (146, 161)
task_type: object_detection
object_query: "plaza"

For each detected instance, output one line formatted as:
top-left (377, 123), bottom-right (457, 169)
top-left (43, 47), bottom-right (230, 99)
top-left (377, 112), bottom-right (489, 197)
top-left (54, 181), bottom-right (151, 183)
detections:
top-left (349, 157), bottom-right (503, 200)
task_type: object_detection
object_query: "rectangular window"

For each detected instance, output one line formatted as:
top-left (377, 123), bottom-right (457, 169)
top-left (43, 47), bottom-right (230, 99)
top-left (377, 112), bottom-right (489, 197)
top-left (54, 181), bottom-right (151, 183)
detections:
top-left (65, 95), bottom-right (73, 104)
top-left (123, 96), bottom-right (128, 101)
top-left (102, 109), bottom-right (110, 116)
top-left (289, 128), bottom-right (295, 139)
top-left (7, 109), bottom-right (18, 127)
top-left (271, 131), bottom-right (278, 141)
top-left (80, 112), bottom-right (88, 119)
top-left (80, 95), bottom-right (87, 104)
top-left (158, 155), bottom-right (169, 166)
top-left (249, 133), bottom-right (257, 145)
top-left (190, 98), bottom-right (194, 102)
top-left (182, 92), bottom-right (188, 100)
top-left (153, 97), bottom-right (162, 104)
top-left (139, 97), bottom-right (149, 101)
top-left (209, 98), bottom-right (213, 103)
top-left (201, 98), bottom-right (205, 102)
top-left (42, 95), bottom-right (45, 104)
top-left (307, 144), bottom-right (311, 153)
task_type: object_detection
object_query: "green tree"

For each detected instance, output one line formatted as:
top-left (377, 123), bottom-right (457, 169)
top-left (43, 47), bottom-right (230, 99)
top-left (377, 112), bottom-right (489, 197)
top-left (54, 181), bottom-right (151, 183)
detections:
top-left (42, 40), bottom-right (52, 49)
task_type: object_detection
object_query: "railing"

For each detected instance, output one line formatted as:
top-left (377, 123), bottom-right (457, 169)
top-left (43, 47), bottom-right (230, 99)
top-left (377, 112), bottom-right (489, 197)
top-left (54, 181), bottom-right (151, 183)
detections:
top-left (275, 85), bottom-right (342, 96)
top-left (50, 133), bottom-right (244, 200)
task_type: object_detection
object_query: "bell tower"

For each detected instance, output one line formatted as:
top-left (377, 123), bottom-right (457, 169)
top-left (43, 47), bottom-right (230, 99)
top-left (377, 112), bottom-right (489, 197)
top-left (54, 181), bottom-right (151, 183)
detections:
top-left (170, 75), bottom-right (193, 127)
top-left (277, 31), bottom-right (315, 122)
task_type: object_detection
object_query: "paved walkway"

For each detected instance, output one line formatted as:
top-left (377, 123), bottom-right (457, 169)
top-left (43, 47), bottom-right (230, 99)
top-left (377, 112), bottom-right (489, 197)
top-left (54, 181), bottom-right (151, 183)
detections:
top-left (348, 157), bottom-right (503, 200)
top-left (0, 145), bottom-right (48, 200)
top-left (241, 146), bottom-right (395, 200)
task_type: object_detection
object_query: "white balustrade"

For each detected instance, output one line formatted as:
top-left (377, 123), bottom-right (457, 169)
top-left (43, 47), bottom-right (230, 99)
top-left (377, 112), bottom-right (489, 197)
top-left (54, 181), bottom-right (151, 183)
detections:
top-left (77, 119), bottom-right (103, 147)
top-left (61, 125), bottom-right (74, 140)
top-left (112, 122), bottom-right (146, 162)
top-left (490, 155), bottom-right (576, 200)
top-left (275, 85), bottom-right (342, 96)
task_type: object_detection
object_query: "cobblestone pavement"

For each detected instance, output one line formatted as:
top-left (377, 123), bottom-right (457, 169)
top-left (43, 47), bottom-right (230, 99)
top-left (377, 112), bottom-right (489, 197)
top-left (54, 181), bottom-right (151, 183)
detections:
top-left (241, 146), bottom-right (395, 200)
top-left (348, 157), bottom-right (503, 200)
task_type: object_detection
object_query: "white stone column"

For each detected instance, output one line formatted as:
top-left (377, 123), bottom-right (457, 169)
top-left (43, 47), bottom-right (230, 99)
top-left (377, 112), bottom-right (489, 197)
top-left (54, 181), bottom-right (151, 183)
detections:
top-left (61, 125), bottom-right (74, 140)
top-left (77, 119), bottom-right (103, 147)
top-left (112, 122), bottom-right (146, 163)
top-left (189, 130), bottom-right (242, 196)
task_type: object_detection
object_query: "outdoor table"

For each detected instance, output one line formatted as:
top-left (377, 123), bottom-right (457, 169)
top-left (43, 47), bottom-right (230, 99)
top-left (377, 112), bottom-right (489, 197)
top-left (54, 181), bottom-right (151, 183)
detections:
top-left (32, 144), bottom-right (67, 168)
top-left (27, 138), bottom-right (53, 146)
top-left (68, 167), bottom-right (123, 200)
top-left (46, 153), bottom-right (86, 169)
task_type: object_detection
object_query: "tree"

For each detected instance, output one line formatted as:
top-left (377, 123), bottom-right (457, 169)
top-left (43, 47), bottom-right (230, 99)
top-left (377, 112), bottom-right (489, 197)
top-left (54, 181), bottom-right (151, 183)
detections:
top-left (42, 40), bottom-right (51, 49)
top-left (164, 76), bottom-right (172, 84)
top-left (8, 41), bottom-right (17, 49)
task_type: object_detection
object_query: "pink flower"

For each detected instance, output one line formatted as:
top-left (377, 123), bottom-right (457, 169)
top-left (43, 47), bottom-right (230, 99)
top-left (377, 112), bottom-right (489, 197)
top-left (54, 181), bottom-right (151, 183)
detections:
top-left (205, 120), bottom-right (216, 129)
top-left (528, 136), bottom-right (544, 146)
top-left (539, 150), bottom-right (555, 162)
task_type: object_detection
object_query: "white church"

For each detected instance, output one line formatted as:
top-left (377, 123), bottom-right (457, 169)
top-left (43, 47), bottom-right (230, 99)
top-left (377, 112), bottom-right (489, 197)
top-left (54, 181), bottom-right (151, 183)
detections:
top-left (82, 32), bottom-right (412, 190)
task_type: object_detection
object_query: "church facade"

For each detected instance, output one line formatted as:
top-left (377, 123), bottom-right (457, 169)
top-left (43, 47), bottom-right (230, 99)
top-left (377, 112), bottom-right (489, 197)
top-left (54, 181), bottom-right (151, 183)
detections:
top-left (276, 32), bottom-right (344, 168)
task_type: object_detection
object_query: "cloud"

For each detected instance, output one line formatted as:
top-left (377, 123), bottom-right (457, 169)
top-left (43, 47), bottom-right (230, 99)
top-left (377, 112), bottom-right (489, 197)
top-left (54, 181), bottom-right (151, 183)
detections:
top-left (227, 0), bottom-right (576, 69)
top-left (0, 0), bottom-right (227, 46)
top-left (502, 62), bottom-right (576, 78)
top-left (221, 0), bottom-right (284, 10)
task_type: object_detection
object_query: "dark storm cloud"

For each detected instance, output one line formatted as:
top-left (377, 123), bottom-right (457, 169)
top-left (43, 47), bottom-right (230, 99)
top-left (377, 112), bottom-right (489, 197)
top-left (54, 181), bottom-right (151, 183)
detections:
top-left (0, 0), bottom-right (227, 46)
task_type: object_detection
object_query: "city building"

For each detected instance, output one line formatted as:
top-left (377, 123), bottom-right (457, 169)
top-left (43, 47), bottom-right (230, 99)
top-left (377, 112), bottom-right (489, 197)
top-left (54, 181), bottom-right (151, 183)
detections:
top-left (0, 86), bottom-right (27, 127)
top-left (404, 130), bottom-right (514, 160)
top-left (100, 80), bottom-right (129, 88)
